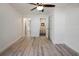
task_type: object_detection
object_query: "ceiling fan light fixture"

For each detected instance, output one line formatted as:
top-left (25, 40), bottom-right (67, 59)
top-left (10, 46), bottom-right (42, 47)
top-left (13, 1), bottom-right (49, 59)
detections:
top-left (37, 6), bottom-right (43, 10)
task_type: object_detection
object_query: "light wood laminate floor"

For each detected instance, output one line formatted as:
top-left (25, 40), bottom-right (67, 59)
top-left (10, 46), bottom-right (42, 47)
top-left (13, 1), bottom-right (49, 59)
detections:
top-left (0, 37), bottom-right (79, 56)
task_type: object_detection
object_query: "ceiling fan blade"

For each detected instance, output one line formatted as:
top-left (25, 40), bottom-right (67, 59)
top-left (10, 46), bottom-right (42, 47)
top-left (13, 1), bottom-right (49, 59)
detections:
top-left (43, 4), bottom-right (55, 7)
top-left (31, 7), bottom-right (37, 11)
top-left (29, 3), bottom-right (42, 6)
top-left (29, 3), bottom-right (37, 5)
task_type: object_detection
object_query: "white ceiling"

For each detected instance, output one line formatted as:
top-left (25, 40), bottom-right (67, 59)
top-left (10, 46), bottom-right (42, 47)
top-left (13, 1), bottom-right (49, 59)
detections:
top-left (10, 3), bottom-right (35, 15)
top-left (10, 3), bottom-right (79, 16)
top-left (10, 3), bottom-right (55, 16)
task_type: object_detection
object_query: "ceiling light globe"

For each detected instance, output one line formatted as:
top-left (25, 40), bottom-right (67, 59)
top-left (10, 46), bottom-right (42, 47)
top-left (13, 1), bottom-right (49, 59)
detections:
top-left (37, 6), bottom-right (43, 10)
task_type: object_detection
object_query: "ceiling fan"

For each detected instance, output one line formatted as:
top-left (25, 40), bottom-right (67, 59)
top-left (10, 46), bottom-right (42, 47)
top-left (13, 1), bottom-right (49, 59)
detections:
top-left (29, 3), bottom-right (55, 12)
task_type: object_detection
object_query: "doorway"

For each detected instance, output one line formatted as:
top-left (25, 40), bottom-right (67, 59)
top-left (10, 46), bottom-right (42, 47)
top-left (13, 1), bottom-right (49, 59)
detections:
top-left (23, 18), bottom-right (31, 37)
top-left (39, 18), bottom-right (47, 37)
top-left (25, 18), bottom-right (31, 37)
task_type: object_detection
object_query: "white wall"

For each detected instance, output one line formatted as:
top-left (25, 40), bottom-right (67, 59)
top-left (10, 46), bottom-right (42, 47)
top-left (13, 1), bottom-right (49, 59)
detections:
top-left (53, 6), bottom-right (66, 44)
top-left (0, 4), bottom-right (22, 53)
top-left (30, 15), bottom-right (40, 37)
top-left (50, 4), bottom-right (79, 53)
top-left (48, 15), bottom-right (54, 41)
top-left (64, 5), bottom-right (79, 53)
top-left (30, 14), bottom-right (48, 37)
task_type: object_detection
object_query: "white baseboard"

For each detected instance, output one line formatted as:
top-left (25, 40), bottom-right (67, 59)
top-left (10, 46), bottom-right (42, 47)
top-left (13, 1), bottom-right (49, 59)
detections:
top-left (51, 39), bottom-right (64, 44)
top-left (0, 35), bottom-right (23, 54)
top-left (64, 43), bottom-right (79, 53)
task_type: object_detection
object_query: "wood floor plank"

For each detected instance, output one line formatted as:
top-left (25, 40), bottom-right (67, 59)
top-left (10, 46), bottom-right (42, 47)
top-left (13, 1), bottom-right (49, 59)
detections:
top-left (0, 36), bottom-right (79, 56)
top-left (38, 37), bottom-right (43, 56)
